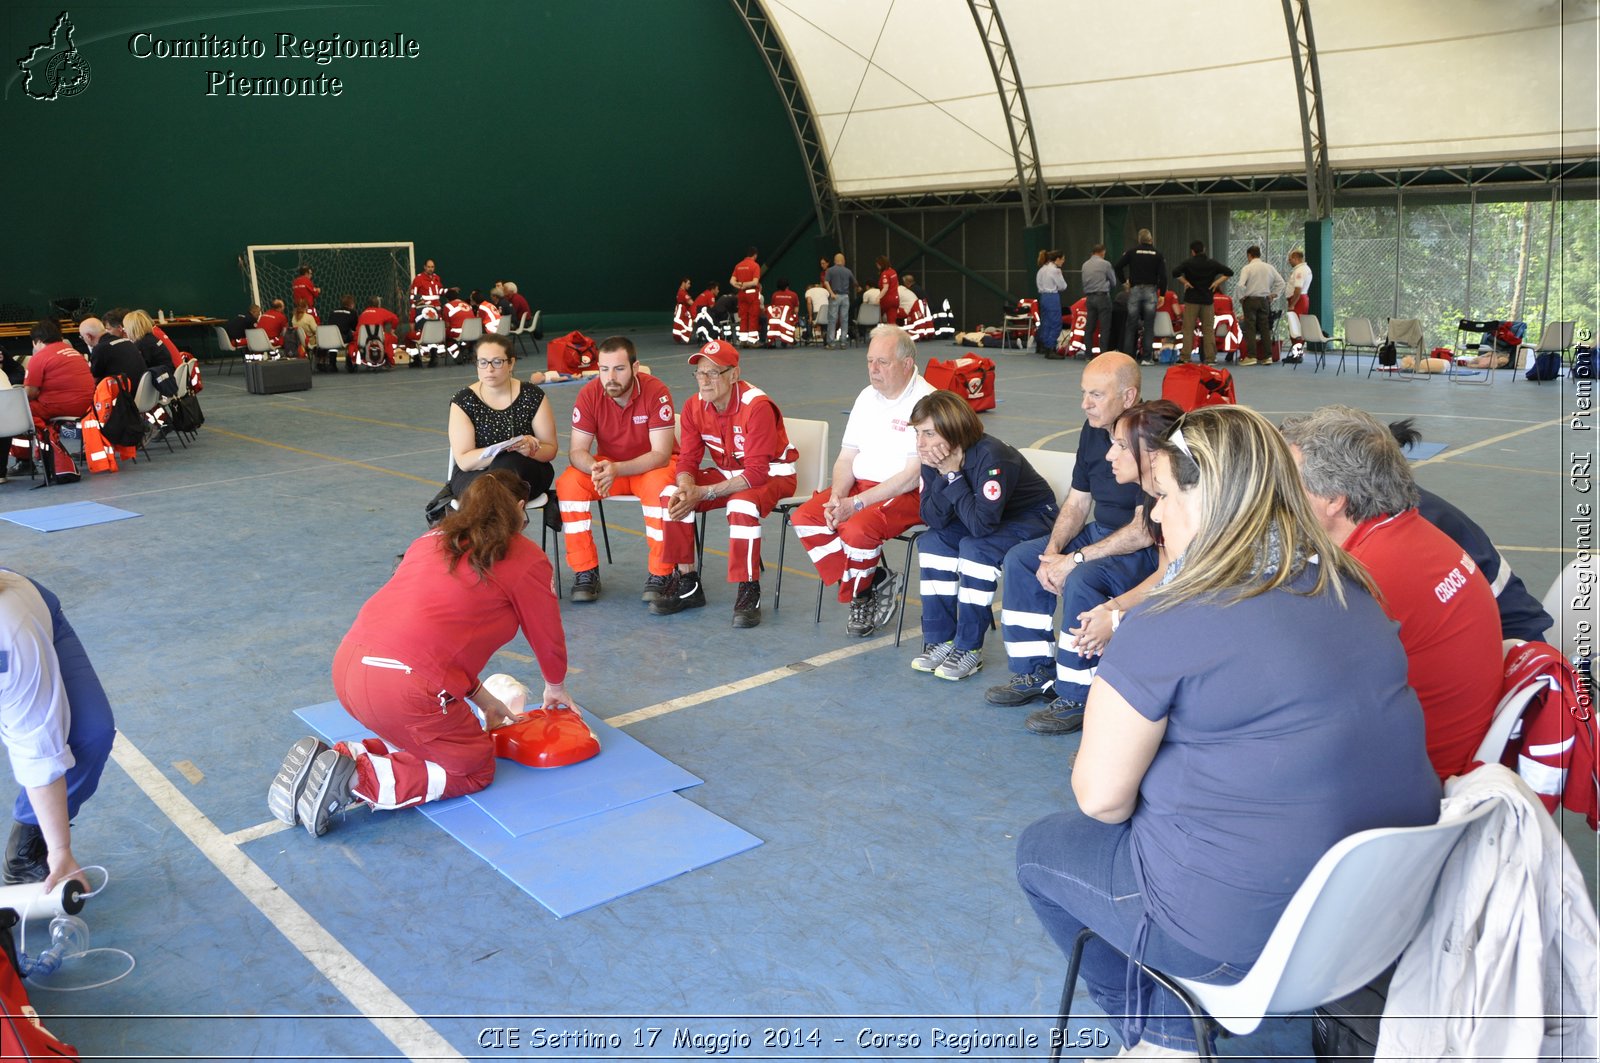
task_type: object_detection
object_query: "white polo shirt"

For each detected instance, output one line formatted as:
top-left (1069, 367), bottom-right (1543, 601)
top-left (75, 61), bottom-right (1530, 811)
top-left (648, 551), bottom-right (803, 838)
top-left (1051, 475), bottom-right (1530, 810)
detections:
top-left (0, 570), bottom-right (73, 788)
top-left (840, 372), bottom-right (937, 484)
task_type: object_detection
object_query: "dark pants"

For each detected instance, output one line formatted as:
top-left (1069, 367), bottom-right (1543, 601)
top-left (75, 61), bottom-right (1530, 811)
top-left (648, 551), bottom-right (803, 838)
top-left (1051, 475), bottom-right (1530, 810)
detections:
top-left (1241, 296), bottom-right (1273, 362)
top-left (1082, 294), bottom-right (1113, 356)
top-left (450, 453), bottom-right (553, 503)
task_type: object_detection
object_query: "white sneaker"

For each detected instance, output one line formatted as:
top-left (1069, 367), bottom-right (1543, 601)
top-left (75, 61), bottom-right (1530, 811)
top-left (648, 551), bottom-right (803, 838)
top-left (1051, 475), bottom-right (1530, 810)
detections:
top-left (935, 647), bottom-right (984, 681)
top-left (911, 641), bottom-right (955, 672)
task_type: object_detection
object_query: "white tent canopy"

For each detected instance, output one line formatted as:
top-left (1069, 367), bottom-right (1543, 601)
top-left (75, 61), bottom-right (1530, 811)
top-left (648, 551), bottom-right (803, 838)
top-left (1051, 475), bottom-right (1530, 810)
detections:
top-left (761, 0), bottom-right (1600, 198)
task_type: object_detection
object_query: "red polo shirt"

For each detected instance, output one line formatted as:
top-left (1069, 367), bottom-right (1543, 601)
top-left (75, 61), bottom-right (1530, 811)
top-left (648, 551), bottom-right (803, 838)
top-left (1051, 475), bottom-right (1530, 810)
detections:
top-left (571, 373), bottom-right (675, 462)
top-left (1343, 509), bottom-right (1502, 780)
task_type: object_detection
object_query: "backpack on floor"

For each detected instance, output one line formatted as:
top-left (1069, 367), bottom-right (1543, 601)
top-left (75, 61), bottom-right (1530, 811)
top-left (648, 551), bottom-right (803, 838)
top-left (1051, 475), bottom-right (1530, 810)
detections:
top-left (1160, 363), bottom-right (1235, 412)
top-left (360, 327), bottom-right (387, 368)
top-left (1377, 340), bottom-right (1398, 367)
top-left (924, 354), bottom-right (996, 412)
top-left (100, 375), bottom-right (146, 449)
top-left (547, 331), bottom-right (597, 374)
top-left (1525, 351), bottom-right (1562, 381)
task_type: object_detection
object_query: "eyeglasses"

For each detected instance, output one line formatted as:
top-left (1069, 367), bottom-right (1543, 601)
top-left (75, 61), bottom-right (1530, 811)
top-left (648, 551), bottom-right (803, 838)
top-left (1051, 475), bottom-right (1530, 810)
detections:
top-left (477, 358), bottom-right (509, 369)
top-left (693, 366), bottom-right (730, 381)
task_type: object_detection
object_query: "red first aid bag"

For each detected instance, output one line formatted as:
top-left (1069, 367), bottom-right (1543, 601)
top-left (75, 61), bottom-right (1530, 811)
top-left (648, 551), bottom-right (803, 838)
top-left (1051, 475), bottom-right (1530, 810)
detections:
top-left (924, 354), bottom-right (996, 412)
top-left (546, 331), bottom-right (597, 374)
top-left (1161, 363), bottom-right (1236, 412)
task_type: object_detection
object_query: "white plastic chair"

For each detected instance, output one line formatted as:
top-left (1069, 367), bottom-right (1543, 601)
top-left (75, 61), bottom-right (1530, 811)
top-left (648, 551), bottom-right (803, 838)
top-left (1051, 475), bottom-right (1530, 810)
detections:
top-left (1293, 314), bottom-right (1331, 372)
top-left (1152, 310), bottom-right (1177, 360)
top-left (1542, 558), bottom-right (1594, 671)
top-left (1048, 801), bottom-right (1493, 1061)
top-left (243, 327), bottom-right (276, 361)
top-left (133, 370), bottom-right (171, 456)
top-left (0, 387), bottom-right (37, 478)
top-left (453, 317), bottom-right (484, 363)
top-left (1336, 317), bottom-right (1378, 375)
top-left (416, 320), bottom-right (447, 365)
top-left (1017, 448), bottom-right (1078, 504)
top-left (1472, 646), bottom-right (1552, 766)
top-left (768, 418), bottom-right (831, 612)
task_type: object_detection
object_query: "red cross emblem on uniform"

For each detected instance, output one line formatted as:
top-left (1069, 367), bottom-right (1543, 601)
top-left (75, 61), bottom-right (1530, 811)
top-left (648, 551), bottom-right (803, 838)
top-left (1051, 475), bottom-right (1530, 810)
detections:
top-left (982, 479), bottom-right (1001, 501)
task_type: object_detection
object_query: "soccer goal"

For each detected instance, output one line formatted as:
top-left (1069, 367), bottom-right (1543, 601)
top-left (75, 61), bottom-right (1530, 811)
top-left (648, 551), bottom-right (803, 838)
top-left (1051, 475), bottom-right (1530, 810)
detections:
top-left (244, 242), bottom-right (415, 315)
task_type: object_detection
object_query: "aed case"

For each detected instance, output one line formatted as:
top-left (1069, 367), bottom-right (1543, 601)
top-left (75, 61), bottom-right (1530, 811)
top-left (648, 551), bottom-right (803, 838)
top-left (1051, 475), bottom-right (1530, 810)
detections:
top-left (493, 707), bottom-right (600, 768)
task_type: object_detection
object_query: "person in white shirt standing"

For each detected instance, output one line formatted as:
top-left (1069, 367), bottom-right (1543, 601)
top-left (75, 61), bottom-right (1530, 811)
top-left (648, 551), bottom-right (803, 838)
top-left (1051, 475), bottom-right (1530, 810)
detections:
top-left (1233, 245), bottom-right (1285, 365)
top-left (1285, 248), bottom-right (1313, 363)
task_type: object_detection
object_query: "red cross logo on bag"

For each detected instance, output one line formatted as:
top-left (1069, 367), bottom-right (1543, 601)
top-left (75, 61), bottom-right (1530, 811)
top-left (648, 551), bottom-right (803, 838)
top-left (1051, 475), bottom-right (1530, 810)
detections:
top-left (967, 377), bottom-right (984, 398)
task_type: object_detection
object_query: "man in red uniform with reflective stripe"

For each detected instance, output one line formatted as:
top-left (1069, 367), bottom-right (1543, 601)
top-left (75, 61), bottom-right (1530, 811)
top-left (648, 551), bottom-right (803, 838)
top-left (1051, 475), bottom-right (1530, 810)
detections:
top-left (672, 277), bottom-right (694, 344)
top-left (1284, 405), bottom-right (1502, 781)
top-left (16, 321), bottom-right (95, 482)
top-left (556, 336), bottom-right (678, 604)
top-left (730, 248), bottom-right (762, 347)
top-left (256, 299), bottom-right (289, 347)
top-left (651, 339), bottom-right (797, 628)
top-left (875, 257), bottom-right (901, 326)
top-left (766, 279), bottom-right (799, 347)
top-left (410, 259), bottom-right (443, 320)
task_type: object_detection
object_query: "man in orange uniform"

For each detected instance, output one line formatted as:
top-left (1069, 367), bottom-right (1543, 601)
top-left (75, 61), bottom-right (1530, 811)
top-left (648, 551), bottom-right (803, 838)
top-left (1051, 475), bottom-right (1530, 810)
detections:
top-left (729, 248), bottom-right (762, 347)
top-left (650, 340), bottom-right (797, 628)
top-left (556, 336), bottom-right (678, 604)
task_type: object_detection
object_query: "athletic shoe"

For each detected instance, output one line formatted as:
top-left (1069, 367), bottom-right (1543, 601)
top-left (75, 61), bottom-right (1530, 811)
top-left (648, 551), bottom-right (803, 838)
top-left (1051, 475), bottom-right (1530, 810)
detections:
top-left (935, 648), bottom-right (984, 681)
top-left (570, 568), bottom-right (601, 603)
top-left (1024, 697), bottom-right (1086, 735)
top-left (648, 571), bottom-right (706, 615)
top-left (640, 572), bottom-right (671, 602)
top-left (1239, 358), bottom-right (1261, 366)
top-left (297, 749), bottom-right (358, 837)
top-left (1283, 355), bottom-right (1303, 364)
top-left (910, 641), bottom-right (955, 673)
top-left (865, 568), bottom-right (901, 633)
top-left (732, 580), bottom-right (762, 628)
top-left (2, 821), bottom-right (48, 886)
top-left (846, 592), bottom-right (875, 637)
top-left (985, 669), bottom-right (1055, 706)
top-left (268, 736), bottom-right (329, 826)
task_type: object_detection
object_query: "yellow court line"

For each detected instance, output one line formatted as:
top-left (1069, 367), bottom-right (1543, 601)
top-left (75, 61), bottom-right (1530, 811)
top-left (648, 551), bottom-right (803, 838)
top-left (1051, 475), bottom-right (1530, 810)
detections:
top-left (1430, 460), bottom-right (1565, 477)
top-left (268, 405), bottom-right (450, 435)
top-left (1414, 417), bottom-right (1566, 467)
top-left (206, 427), bottom-right (439, 486)
top-left (1498, 545), bottom-right (1581, 554)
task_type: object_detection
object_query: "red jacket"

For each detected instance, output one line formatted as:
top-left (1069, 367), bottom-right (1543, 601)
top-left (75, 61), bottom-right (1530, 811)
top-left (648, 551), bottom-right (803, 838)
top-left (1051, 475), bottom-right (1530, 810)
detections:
top-left (411, 272), bottom-right (444, 306)
top-left (257, 309), bottom-right (288, 343)
top-left (1495, 641), bottom-right (1597, 829)
top-left (675, 380), bottom-right (797, 489)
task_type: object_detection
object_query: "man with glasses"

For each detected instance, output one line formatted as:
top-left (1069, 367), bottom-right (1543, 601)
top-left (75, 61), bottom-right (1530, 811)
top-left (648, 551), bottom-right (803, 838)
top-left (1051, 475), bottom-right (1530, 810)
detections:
top-left (651, 340), bottom-right (798, 628)
top-left (791, 324), bottom-right (934, 638)
top-left (555, 337), bottom-right (678, 603)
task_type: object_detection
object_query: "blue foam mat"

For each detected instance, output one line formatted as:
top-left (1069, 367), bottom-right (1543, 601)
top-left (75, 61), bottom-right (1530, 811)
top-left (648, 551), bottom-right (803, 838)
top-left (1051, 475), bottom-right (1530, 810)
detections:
top-left (1402, 441), bottom-right (1448, 461)
top-left (290, 699), bottom-right (759, 917)
top-left (293, 701), bottom-right (703, 836)
top-left (429, 792), bottom-right (762, 917)
top-left (0, 501), bottom-right (141, 532)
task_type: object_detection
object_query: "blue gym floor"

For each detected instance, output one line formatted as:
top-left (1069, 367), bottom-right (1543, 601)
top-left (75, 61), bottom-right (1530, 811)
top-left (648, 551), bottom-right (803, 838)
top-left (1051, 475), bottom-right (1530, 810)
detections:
top-left (0, 330), bottom-right (1591, 1062)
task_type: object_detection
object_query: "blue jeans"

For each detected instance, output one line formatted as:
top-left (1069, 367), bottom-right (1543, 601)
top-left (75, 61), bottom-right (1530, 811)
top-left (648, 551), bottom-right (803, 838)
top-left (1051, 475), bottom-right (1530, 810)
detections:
top-left (1037, 290), bottom-right (1063, 352)
top-left (1124, 285), bottom-right (1159, 359)
top-left (13, 597), bottom-right (117, 825)
top-left (827, 293), bottom-right (849, 343)
top-left (1017, 808), bottom-right (1249, 1052)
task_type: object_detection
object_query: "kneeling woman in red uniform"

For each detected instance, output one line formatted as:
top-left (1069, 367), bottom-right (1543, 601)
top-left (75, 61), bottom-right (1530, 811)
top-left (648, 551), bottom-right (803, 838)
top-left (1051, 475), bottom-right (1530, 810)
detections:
top-left (269, 471), bottom-right (573, 836)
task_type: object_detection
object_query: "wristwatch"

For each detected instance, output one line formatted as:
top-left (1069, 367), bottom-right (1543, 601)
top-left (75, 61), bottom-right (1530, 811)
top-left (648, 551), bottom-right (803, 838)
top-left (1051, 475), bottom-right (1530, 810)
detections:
top-left (1072, 550), bottom-right (1086, 564)
top-left (945, 471), bottom-right (960, 483)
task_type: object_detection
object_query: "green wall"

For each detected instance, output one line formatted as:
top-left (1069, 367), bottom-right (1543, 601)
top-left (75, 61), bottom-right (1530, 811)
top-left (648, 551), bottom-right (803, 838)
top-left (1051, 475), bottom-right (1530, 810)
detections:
top-left (0, 1), bottom-right (814, 330)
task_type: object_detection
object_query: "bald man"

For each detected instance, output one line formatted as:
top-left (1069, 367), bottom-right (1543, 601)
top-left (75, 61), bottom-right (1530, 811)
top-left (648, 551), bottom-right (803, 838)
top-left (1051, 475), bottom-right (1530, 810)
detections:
top-left (987, 352), bottom-right (1160, 735)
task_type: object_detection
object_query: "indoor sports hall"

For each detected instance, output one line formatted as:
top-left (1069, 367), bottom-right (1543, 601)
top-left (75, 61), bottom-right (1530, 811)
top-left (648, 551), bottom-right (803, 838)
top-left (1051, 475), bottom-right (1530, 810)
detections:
top-left (1, 2), bottom-right (1595, 1061)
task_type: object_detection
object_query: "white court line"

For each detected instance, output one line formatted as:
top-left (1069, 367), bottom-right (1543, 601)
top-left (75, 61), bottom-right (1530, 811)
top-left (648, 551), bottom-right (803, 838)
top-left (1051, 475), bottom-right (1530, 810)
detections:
top-left (110, 734), bottom-right (463, 1061)
top-left (602, 635), bottom-right (895, 728)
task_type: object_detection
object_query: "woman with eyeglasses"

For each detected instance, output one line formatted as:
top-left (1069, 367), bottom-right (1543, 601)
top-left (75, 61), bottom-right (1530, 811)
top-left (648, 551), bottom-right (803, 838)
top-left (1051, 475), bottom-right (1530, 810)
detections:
top-left (269, 470), bottom-right (573, 837)
top-left (447, 333), bottom-right (558, 502)
top-left (1016, 405), bottom-right (1440, 1058)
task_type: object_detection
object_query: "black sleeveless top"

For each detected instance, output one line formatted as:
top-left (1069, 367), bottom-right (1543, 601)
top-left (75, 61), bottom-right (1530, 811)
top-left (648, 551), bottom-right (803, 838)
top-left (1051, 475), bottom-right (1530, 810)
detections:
top-left (451, 382), bottom-right (546, 448)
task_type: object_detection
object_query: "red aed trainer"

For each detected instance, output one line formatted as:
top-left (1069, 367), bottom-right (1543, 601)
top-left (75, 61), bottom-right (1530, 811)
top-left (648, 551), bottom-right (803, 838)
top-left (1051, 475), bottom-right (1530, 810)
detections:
top-left (492, 706), bottom-right (601, 768)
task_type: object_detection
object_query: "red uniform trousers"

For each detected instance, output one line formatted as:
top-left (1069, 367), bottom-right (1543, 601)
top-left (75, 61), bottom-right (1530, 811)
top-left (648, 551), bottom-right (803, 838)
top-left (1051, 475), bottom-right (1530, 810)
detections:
top-left (672, 303), bottom-right (693, 343)
top-left (790, 482), bottom-right (922, 602)
top-left (554, 462), bottom-right (677, 576)
top-left (332, 640), bottom-right (495, 808)
top-left (660, 469), bottom-right (795, 582)
top-left (736, 292), bottom-right (763, 344)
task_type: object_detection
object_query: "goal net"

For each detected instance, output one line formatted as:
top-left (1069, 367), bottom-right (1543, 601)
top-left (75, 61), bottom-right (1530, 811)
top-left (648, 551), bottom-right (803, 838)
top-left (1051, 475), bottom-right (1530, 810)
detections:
top-left (244, 242), bottom-right (415, 316)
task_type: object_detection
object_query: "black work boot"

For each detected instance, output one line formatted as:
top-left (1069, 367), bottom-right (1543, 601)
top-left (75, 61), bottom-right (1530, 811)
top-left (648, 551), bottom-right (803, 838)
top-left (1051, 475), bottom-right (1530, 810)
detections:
top-left (649, 570), bottom-right (707, 615)
top-left (3, 820), bottom-right (49, 885)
